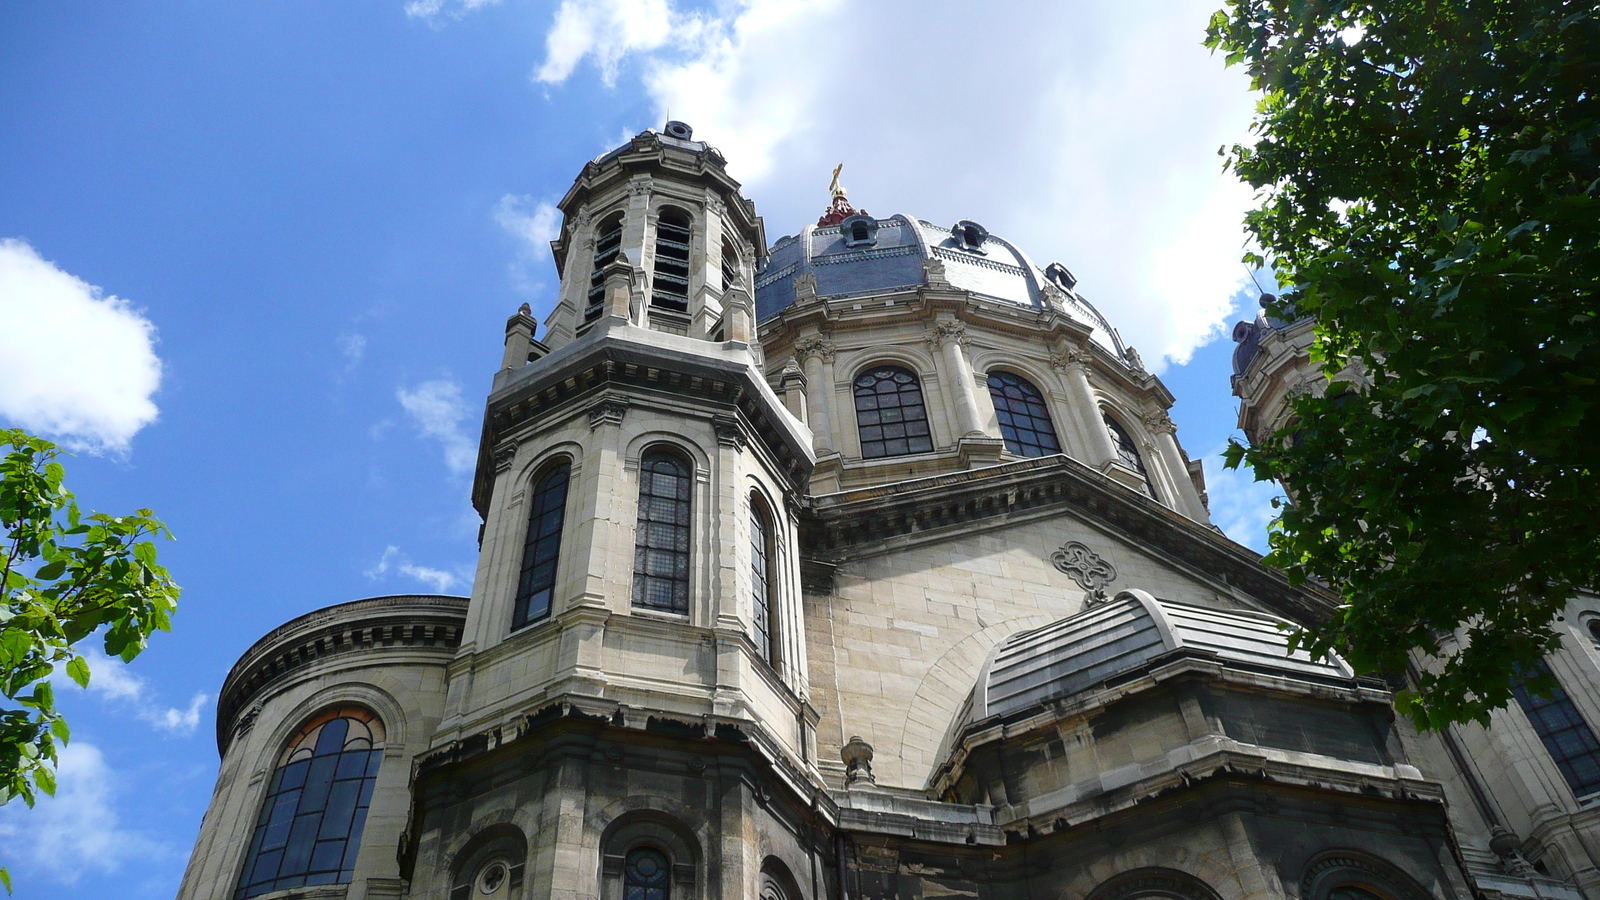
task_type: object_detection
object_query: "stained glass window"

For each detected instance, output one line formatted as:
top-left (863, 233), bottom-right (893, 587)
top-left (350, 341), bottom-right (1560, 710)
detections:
top-left (987, 371), bottom-right (1061, 457)
top-left (235, 708), bottom-right (384, 899)
top-left (750, 498), bottom-right (775, 664)
top-left (633, 450), bottom-right (691, 613)
top-left (1513, 661), bottom-right (1600, 798)
top-left (651, 210), bottom-right (692, 312)
top-left (1103, 412), bottom-right (1157, 499)
top-left (513, 461), bottom-right (571, 629)
top-left (624, 847), bottom-right (671, 900)
top-left (853, 366), bottom-right (934, 459)
top-left (586, 215), bottom-right (624, 322)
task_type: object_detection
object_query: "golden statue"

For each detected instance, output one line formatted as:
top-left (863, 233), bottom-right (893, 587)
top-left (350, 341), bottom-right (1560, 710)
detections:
top-left (829, 163), bottom-right (847, 199)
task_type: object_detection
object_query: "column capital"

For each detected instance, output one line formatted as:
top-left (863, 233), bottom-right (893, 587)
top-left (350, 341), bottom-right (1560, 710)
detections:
top-left (925, 320), bottom-right (971, 349)
top-left (793, 336), bottom-right (836, 363)
top-left (1050, 347), bottom-right (1092, 372)
top-left (1141, 408), bottom-right (1177, 435)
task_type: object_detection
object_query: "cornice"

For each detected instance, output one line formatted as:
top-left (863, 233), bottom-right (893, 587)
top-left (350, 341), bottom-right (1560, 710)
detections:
top-left (215, 594), bottom-right (468, 754)
top-left (800, 455), bottom-right (1335, 622)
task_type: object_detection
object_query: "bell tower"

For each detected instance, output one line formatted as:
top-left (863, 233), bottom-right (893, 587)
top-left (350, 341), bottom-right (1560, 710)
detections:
top-left (408, 123), bottom-right (821, 898)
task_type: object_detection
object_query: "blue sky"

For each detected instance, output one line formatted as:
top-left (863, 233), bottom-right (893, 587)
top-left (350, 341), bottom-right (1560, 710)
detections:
top-left (0, 1), bottom-right (1280, 896)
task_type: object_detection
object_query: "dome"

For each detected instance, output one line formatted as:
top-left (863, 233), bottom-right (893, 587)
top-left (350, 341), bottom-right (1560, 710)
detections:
top-left (963, 590), bottom-right (1353, 725)
top-left (755, 214), bottom-right (1129, 357)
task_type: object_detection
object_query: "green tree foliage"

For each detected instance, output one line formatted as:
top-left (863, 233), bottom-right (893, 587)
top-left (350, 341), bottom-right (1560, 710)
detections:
top-left (0, 430), bottom-right (180, 891)
top-left (1208, 0), bottom-right (1598, 729)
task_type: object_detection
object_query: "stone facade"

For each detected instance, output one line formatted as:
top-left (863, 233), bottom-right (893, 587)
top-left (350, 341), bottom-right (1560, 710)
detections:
top-left (177, 124), bottom-right (1594, 900)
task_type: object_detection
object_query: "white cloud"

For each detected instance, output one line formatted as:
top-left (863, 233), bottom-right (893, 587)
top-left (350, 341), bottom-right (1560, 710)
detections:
top-left (0, 238), bottom-right (163, 453)
top-left (337, 332), bottom-right (367, 371)
top-left (496, 194), bottom-right (561, 257)
top-left (364, 544), bottom-right (464, 592)
top-left (397, 379), bottom-right (477, 475)
top-left (0, 742), bottom-right (171, 884)
top-left (63, 649), bottom-right (210, 736)
top-left (520, 0), bottom-right (1259, 370)
top-left (405, 0), bottom-right (500, 23)
top-left (1202, 446), bottom-right (1284, 554)
top-left (495, 195), bottom-right (563, 293)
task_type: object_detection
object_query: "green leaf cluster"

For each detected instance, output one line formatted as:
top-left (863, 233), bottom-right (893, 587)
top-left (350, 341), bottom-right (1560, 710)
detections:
top-left (0, 429), bottom-right (180, 890)
top-left (1208, 0), bottom-right (1599, 728)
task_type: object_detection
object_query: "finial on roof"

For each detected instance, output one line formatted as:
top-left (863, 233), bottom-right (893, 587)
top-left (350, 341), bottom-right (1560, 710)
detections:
top-left (817, 163), bottom-right (867, 227)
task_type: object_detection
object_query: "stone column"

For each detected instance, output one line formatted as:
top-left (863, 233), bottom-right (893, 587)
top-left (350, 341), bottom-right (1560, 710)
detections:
top-left (1144, 409), bottom-right (1210, 521)
top-left (927, 321), bottom-right (986, 437)
top-left (794, 336), bottom-right (836, 454)
top-left (1052, 347), bottom-right (1118, 468)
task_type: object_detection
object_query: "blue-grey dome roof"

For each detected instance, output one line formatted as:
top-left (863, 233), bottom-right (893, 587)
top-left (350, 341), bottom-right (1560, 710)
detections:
top-left (756, 215), bottom-right (1127, 356)
top-left (965, 590), bottom-right (1352, 724)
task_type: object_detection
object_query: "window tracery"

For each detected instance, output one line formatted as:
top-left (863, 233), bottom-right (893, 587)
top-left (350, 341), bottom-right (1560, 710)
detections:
top-left (853, 365), bottom-right (934, 459)
top-left (1513, 660), bottom-right (1600, 798)
top-left (624, 847), bottom-right (672, 900)
top-left (513, 460), bottom-right (571, 629)
top-left (750, 496), bottom-right (777, 664)
top-left (987, 371), bottom-right (1061, 457)
top-left (1103, 411), bottom-right (1157, 498)
top-left (234, 707), bottom-right (385, 899)
top-left (633, 450), bottom-right (692, 613)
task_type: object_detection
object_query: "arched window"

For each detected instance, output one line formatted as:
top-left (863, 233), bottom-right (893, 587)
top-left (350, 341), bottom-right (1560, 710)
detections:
top-left (235, 708), bottom-right (385, 899)
top-left (1327, 889), bottom-right (1388, 900)
top-left (651, 209), bottom-right (692, 312)
top-left (851, 221), bottom-right (869, 243)
top-left (586, 214), bottom-right (624, 322)
top-left (513, 461), bottom-right (571, 630)
top-left (1587, 618), bottom-right (1600, 646)
top-left (854, 365), bottom-right (934, 459)
top-left (633, 450), bottom-right (691, 613)
top-left (1513, 660), bottom-right (1600, 798)
top-left (720, 236), bottom-right (740, 294)
top-left (625, 847), bottom-right (672, 900)
top-left (1103, 411), bottom-right (1158, 498)
top-left (987, 371), bottom-right (1061, 457)
top-left (750, 496), bottom-right (777, 664)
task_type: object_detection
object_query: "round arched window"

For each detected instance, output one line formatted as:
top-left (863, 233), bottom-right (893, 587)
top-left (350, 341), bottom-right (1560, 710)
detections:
top-left (235, 707), bottom-right (386, 899)
top-left (625, 847), bottom-right (672, 900)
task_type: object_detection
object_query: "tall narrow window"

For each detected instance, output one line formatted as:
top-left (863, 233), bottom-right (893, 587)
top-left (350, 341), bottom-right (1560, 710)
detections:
top-left (624, 847), bottom-right (672, 900)
top-left (720, 236), bottom-right (740, 294)
top-left (586, 215), bottom-right (624, 322)
top-left (1513, 661), bottom-right (1600, 798)
top-left (987, 371), bottom-right (1061, 457)
top-left (651, 210), bottom-right (692, 312)
top-left (633, 450), bottom-right (691, 613)
top-left (235, 708), bottom-right (385, 899)
top-left (750, 497), bottom-right (776, 664)
top-left (513, 461), bottom-right (571, 629)
top-left (853, 365), bottom-right (934, 459)
top-left (1103, 412), bottom-right (1157, 498)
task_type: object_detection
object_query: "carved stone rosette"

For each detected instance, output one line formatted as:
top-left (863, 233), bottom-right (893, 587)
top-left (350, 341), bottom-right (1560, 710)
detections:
top-left (1050, 540), bottom-right (1118, 600)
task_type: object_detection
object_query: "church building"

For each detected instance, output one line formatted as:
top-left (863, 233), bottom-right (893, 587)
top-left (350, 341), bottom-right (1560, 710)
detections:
top-left (177, 123), bottom-right (1600, 900)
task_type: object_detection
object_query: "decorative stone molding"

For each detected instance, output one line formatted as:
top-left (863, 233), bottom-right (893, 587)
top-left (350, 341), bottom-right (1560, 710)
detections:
top-left (923, 255), bottom-right (949, 286)
top-left (1491, 827), bottom-right (1540, 878)
top-left (1049, 347), bottom-right (1092, 372)
top-left (793, 336), bottom-right (836, 363)
top-left (627, 177), bottom-right (653, 197)
top-left (1123, 346), bottom-right (1148, 376)
top-left (712, 415), bottom-right (748, 452)
top-left (493, 440), bottom-right (519, 472)
top-left (1049, 540), bottom-right (1118, 600)
top-left (705, 196), bottom-right (727, 219)
top-left (1141, 409), bottom-right (1177, 435)
top-left (587, 397), bottom-right (627, 430)
top-left (1087, 871), bottom-right (1223, 900)
top-left (925, 321), bottom-right (971, 349)
top-left (1300, 853), bottom-right (1429, 900)
top-left (794, 270), bottom-right (819, 303)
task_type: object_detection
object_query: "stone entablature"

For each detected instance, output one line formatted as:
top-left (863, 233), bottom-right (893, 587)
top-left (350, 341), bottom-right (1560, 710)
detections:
top-left (214, 593), bottom-right (467, 752)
